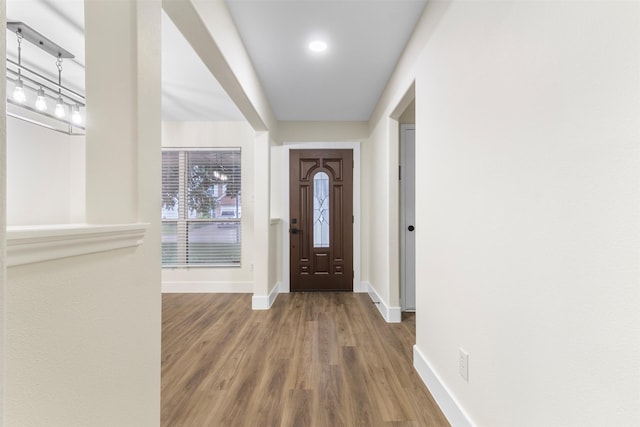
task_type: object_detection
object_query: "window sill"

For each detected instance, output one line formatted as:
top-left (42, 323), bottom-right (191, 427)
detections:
top-left (7, 223), bottom-right (149, 267)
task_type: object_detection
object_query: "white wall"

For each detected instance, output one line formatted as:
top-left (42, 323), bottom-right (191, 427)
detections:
top-left (269, 219), bottom-right (281, 292)
top-left (253, 131), bottom-right (272, 300)
top-left (6, 246), bottom-right (159, 425)
top-left (270, 144), bottom-right (282, 219)
top-left (5, 2), bottom-right (162, 425)
top-left (363, 117), bottom-right (400, 308)
top-left (277, 121), bottom-right (368, 143)
top-left (161, 121), bottom-right (255, 292)
top-left (0, 0), bottom-right (7, 422)
top-left (366, 1), bottom-right (640, 426)
top-left (6, 118), bottom-right (85, 225)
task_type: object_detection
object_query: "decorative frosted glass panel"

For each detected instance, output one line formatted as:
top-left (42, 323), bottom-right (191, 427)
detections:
top-left (313, 172), bottom-right (330, 248)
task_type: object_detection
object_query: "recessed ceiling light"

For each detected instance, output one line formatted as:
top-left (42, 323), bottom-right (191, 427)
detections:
top-left (308, 40), bottom-right (328, 53)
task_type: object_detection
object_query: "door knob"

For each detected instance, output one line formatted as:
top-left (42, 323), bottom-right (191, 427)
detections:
top-left (408, 225), bottom-right (415, 232)
top-left (290, 228), bottom-right (300, 234)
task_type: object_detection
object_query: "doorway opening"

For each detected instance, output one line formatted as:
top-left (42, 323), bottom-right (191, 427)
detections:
top-left (280, 142), bottom-right (362, 294)
top-left (394, 92), bottom-right (416, 315)
top-left (289, 149), bottom-right (354, 291)
top-left (400, 121), bottom-right (416, 311)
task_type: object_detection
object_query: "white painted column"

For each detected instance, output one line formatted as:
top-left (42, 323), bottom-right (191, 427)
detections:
top-left (83, 1), bottom-right (161, 424)
top-left (132, 5), bottom-right (162, 422)
top-left (135, 0), bottom-right (163, 306)
top-left (85, 1), bottom-right (139, 224)
top-left (136, 0), bottom-right (162, 223)
top-left (252, 131), bottom-right (273, 308)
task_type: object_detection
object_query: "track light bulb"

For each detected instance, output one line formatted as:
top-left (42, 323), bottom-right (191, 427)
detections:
top-left (35, 87), bottom-right (48, 111)
top-left (55, 97), bottom-right (66, 118)
top-left (13, 79), bottom-right (26, 103)
top-left (71, 104), bottom-right (82, 125)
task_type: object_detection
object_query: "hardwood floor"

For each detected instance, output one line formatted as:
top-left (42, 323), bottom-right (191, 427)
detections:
top-left (162, 292), bottom-right (450, 427)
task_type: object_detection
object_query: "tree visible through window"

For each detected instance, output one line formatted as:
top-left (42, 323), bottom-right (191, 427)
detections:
top-left (162, 149), bottom-right (241, 267)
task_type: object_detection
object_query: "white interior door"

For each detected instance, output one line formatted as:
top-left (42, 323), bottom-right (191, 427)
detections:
top-left (400, 124), bottom-right (416, 311)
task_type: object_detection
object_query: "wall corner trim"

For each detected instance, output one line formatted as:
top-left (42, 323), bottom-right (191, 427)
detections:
top-left (252, 281), bottom-right (280, 310)
top-left (413, 345), bottom-right (475, 427)
top-left (366, 281), bottom-right (401, 323)
top-left (6, 223), bottom-right (148, 267)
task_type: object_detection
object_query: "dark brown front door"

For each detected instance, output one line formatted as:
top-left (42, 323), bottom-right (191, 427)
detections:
top-left (290, 149), bottom-right (353, 291)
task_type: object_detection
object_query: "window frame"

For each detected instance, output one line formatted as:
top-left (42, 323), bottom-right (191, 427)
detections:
top-left (162, 148), bottom-right (242, 268)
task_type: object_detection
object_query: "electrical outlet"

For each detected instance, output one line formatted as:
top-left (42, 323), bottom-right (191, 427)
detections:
top-left (459, 348), bottom-right (469, 382)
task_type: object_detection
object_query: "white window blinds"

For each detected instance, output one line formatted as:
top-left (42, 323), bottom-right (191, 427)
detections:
top-left (162, 149), bottom-right (242, 267)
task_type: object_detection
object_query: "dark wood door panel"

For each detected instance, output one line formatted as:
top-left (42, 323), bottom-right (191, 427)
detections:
top-left (290, 149), bottom-right (353, 291)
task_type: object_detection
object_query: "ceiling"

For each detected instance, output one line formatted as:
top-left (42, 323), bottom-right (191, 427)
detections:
top-left (6, 0), bottom-right (427, 123)
top-left (161, 9), bottom-right (244, 121)
top-left (225, 0), bottom-right (427, 121)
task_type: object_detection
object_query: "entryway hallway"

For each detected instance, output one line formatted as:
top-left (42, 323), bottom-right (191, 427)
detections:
top-left (162, 292), bottom-right (449, 426)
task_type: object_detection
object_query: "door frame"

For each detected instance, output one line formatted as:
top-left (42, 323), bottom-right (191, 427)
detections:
top-left (400, 124), bottom-right (416, 311)
top-left (280, 142), bottom-right (362, 293)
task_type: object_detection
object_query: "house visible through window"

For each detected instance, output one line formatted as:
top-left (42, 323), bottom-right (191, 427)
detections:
top-left (162, 149), bottom-right (241, 267)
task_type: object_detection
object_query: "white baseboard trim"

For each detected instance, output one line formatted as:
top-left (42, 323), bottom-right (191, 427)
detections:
top-left (162, 281), bottom-right (253, 293)
top-left (354, 281), bottom-right (368, 293)
top-left (413, 345), bottom-right (475, 427)
top-left (252, 281), bottom-right (281, 310)
top-left (366, 282), bottom-right (401, 323)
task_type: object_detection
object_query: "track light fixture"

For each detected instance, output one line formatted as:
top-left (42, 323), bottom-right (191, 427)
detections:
top-left (53, 55), bottom-right (66, 119)
top-left (71, 104), bottom-right (82, 124)
top-left (55, 97), bottom-right (66, 118)
top-left (12, 30), bottom-right (26, 103)
top-left (6, 21), bottom-right (85, 135)
top-left (35, 86), bottom-right (47, 111)
top-left (12, 79), bottom-right (26, 103)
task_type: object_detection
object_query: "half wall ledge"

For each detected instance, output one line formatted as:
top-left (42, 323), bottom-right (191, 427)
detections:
top-left (6, 223), bottom-right (149, 267)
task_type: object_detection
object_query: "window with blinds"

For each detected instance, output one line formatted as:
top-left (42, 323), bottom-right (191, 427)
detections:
top-left (162, 149), bottom-right (242, 267)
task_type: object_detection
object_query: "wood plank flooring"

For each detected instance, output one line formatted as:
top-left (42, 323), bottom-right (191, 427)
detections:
top-left (162, 292), bottom-right (450, 427)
